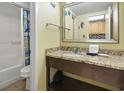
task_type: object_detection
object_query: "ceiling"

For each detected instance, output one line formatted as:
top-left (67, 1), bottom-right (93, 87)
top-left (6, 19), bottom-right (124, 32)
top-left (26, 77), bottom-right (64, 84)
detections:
top-left (68, 2), bottom-right (113, 16)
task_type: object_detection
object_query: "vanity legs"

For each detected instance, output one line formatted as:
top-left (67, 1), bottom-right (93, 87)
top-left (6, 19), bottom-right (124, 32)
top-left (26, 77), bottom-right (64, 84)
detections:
top-left (46, 58), bottom-right (50, 90)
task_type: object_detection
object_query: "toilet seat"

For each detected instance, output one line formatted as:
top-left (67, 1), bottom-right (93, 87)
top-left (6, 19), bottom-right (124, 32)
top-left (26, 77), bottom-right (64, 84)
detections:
top-left (21, 65), bottom-right (30, 78)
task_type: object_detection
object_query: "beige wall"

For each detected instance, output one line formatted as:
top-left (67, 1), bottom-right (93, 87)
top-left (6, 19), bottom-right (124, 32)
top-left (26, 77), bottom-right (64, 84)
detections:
top-left (61, 3), bottom-right (124, 50)
top-left (36, 3), bottom-right (60, 90)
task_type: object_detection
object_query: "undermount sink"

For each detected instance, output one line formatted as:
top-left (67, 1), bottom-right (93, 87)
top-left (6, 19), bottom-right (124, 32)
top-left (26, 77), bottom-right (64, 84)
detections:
top-left (62, 53), bottom-right (83, 58)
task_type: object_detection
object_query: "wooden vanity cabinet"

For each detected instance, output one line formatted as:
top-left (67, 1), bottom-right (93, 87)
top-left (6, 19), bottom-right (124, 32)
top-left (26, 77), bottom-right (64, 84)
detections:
top-left (46, 56), bottom-right (124, 91)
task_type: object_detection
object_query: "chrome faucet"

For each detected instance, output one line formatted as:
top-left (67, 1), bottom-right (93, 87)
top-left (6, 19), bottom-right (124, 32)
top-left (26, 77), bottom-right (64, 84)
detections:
top-left (73, 48), bottom-right (80, 54)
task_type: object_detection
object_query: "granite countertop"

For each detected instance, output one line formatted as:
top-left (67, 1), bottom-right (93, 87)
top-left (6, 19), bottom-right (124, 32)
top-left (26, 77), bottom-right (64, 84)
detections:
top-left (46, 50), bottom-right (124, 71)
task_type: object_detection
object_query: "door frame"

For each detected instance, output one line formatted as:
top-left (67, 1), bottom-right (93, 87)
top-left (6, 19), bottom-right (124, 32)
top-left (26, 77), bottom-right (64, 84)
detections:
top-left (30, 2), bottom-right (38, 90)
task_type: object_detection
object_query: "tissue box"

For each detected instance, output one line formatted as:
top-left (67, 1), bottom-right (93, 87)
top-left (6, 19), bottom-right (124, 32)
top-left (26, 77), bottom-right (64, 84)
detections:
top-left (89, 45), bottom-right (99, 54)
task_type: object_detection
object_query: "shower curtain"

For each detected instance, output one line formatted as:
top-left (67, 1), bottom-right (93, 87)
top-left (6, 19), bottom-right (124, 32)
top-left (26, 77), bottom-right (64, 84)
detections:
top-left (23, 10), bottom-right (30, 66)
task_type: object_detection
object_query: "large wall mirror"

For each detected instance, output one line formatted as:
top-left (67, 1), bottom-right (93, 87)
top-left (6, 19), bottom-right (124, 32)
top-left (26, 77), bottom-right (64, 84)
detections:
top-left (62, 2), bottom-right (119, 43)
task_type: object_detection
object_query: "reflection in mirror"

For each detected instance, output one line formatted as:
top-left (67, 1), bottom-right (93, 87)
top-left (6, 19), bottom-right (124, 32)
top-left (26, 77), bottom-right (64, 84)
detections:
top-left (63, 2), bottom-right (119, 43)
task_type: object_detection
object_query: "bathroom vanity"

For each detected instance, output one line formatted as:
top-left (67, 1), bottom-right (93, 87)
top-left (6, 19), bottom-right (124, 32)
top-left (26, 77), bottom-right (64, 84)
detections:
top-left (46, 47), bottom-right (124, 91)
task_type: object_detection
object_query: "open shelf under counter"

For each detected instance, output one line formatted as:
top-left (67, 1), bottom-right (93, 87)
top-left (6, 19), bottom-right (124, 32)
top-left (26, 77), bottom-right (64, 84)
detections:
top-left (49, 75), bottom-right (108, 91)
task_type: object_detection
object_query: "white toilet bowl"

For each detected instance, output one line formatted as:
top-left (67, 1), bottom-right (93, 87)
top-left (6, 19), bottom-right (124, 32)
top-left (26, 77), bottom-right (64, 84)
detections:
top-left (20, 65), bottom-right (30, 90)
top-left (21, 65), bottom-right (30, 78)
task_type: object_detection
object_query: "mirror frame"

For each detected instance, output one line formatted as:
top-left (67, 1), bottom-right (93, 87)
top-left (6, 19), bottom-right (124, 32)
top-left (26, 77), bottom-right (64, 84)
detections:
top-left (61, 2), bottom-right (119, 43)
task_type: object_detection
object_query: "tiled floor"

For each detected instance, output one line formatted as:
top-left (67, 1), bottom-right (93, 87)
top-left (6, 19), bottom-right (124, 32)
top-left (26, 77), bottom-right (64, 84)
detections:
top-left (1, 79), bottom-right (26, 91)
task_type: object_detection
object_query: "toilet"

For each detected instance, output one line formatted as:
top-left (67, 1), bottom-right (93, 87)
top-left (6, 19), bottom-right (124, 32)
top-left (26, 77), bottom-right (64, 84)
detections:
top-left (20, 65), bottom-right (30, 90)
